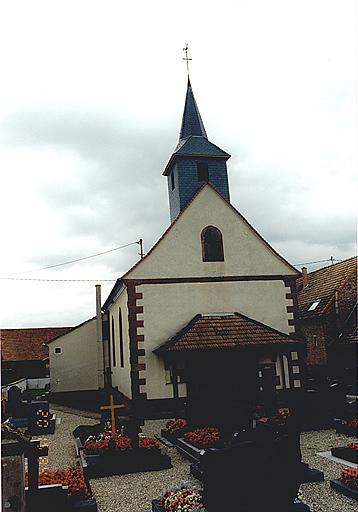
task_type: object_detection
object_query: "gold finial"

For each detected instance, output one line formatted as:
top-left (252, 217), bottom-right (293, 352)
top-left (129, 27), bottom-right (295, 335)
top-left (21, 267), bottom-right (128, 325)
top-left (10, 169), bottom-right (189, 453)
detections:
top-left (182, 43), bottom-right (192, 76)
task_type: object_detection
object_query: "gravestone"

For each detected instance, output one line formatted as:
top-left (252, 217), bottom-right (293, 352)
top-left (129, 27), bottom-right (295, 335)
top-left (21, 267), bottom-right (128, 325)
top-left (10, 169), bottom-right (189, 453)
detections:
top-left (27, 402), bottom-right (53, 435)
top-left (7, 386), bottom-right (27, 419)
top-left (202, 432), bottom-right (302, 512)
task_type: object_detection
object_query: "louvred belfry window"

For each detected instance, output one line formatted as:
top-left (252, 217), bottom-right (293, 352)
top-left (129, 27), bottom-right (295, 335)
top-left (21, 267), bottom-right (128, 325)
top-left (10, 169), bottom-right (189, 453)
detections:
top-left (201, 226), bottom-right (224, 262)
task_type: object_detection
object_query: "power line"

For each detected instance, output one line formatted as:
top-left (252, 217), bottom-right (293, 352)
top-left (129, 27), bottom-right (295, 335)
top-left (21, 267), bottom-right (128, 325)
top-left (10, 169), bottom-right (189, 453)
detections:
top-left (0, 277), bottom-right (116, 282)
top-left (2, 241), bottom-right (139, 276)
top-left (293, 257), bottom-right (341, 267)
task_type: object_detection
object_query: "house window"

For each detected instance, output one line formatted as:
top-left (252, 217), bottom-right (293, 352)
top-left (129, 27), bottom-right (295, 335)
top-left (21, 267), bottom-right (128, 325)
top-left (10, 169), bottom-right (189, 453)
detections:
top-left (308, 300), bottom-right (320, 311)
top-left (165, 362), bottom-right (186, 384)
top-left (54, 347), bottom-right (62, 355)
top-left (111, 316), bottom-right (116, 367)
top-left (118, 308), bottom-right (124, 368)
top-left (312, 335), bottom-right (318, 348)
top-left (197, 162), bottom-right (209, 182)
top-left (201, 226), bottom-right (224, 262)
top-left (171, 171), bottom-right (175, 191)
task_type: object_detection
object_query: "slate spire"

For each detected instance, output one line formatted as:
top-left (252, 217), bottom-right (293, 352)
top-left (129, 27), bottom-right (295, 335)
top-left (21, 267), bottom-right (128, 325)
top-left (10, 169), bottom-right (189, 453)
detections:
top-left (179, 78), bottom-right (208, 140)
top-left (164, 78), bottom-right (231, 223)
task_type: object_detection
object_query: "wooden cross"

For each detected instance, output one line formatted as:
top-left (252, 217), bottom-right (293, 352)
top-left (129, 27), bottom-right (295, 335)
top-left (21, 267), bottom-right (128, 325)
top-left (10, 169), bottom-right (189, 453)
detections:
top-left (99, 394), bottom-right (126, 434)
top-left (26, 440), bottom-right (48, 492)
top-left (182, 42), bottom-right (192, 76)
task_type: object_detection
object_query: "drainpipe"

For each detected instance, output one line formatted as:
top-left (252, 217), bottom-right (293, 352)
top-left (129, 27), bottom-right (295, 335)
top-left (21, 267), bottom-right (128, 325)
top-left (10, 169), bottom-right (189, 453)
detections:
top-left (302, 267), bottom-right (309, 288)
top-left (96, 285), bottom-right (105, 389)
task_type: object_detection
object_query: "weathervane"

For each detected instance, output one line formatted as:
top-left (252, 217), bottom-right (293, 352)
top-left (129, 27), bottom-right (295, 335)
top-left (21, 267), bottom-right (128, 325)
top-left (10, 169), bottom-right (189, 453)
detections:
top-left (182, 43), bottom-right (192, 76)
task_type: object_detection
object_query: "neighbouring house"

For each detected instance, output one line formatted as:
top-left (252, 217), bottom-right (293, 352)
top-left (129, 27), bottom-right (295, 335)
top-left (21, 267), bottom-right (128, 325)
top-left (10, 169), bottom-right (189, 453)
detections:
top-left (1, 327), bottom-right (72, 385)
top-left (297, 256), bottom-right (357, 387)
top-left (47, 317), bottom-right (103, 407)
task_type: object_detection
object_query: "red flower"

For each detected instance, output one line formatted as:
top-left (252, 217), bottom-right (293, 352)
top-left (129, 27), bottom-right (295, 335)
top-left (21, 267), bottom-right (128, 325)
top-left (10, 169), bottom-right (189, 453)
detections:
top-left (165, 419), bottom-right (187, 433)
top-left (184, 428), bottom-right (220, 449)
top-left (341, 467), bottom-right (358, 490)
top-left (347, 443), bottom-right (358, 451)
top-left (25, 467), bottom-right (90, 498)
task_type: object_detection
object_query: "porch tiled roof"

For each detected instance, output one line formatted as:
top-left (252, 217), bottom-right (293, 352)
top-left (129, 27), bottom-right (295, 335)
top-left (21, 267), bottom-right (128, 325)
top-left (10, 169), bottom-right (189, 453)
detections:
top-left (155, 313), bottom-right (300, 353)
top-left (297, 256), bottom-right (357, 319)
top-left (1, 327), bottom-right (72, 362)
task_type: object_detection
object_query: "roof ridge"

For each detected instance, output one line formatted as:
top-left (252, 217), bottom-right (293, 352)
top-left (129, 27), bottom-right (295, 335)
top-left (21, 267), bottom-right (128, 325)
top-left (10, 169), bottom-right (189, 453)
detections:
top-left (299, 256), bottom-right (357, 278)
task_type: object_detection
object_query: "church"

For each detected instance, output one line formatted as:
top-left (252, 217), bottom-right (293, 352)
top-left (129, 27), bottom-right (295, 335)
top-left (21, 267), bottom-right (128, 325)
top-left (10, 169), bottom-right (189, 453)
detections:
top-left (49, 78), bottom-right (305, 416)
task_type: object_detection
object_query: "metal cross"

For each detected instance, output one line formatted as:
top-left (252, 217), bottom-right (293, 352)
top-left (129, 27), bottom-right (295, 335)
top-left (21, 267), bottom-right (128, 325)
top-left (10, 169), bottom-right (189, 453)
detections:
top-left (182, 43), bottom-right (192, 76)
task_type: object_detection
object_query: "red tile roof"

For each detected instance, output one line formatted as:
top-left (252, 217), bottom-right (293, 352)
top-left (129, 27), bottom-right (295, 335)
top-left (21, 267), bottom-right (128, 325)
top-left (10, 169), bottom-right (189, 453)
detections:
top-left (297, 256), bottom-right (357, 319)
top-left (1, 327), bottom-right (72, 362)
top-left (155, 313), bottom-right (301, 353)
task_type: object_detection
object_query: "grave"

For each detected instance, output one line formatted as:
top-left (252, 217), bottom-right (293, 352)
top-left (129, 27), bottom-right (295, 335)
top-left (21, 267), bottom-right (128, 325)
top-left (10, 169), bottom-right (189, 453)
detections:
top-left (6, 386), bottom-right (56, 435)
top-left (331, 444), bottom-right (358, 464)
top-left (75, 393), bottom-right (172, 478)
top-left (335, 400), bottom-right (358, 437)
top-left (201, 433), bottom-right (304, 512)
top-left (330, 466), bottom-right (358, 501)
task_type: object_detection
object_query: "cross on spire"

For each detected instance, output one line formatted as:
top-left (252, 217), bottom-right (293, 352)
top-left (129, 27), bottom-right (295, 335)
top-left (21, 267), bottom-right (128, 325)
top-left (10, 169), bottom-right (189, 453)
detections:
top-left (182, 43), bottom-right (192, 76)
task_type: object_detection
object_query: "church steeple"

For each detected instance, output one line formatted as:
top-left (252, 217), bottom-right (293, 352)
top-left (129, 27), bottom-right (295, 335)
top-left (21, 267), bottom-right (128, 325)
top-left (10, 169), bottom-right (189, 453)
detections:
top-left (164, 79), bottom-right (231, 222)
top-left (179, 78), bottom-right (208, 140)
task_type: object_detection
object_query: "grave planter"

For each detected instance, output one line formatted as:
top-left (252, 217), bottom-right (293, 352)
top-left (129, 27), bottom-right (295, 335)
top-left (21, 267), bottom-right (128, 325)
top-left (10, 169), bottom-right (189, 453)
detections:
top-left (330, 479), bottom-right (358, 501)
top-left (77, 438), bottom-right (172, 478)
top-left (174, 437), bottom-right (204, 463)
top-left (160, 428), bottom-right (186, 444)
top-left (151, 494), bottom-right (312, 511)
top-left (335, 419), bottom-right (358, 437)
top-left (299, 463), bottom-right (324, 483)
top-left (331, 446), bottom-right (358, 464)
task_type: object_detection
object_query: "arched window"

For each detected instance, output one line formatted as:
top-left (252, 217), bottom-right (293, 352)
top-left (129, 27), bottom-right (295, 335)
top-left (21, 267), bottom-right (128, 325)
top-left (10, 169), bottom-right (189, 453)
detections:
top-left (111, 316), bottom-right (116, 367)
top-left (201, 226), bottom-right (224, 262)
top-left (118, 308), bottom-right (124, 368)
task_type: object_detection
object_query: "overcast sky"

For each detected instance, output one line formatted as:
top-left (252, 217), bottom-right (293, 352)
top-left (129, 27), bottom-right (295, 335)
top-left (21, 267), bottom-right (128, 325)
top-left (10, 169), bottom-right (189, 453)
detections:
top-left (0, 0), bottom-right (356, 328)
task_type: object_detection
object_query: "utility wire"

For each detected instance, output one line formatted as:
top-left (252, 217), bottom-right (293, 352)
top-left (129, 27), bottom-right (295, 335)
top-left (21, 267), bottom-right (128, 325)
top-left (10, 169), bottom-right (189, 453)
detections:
top-left (0, 277), bottom-right (116, 282)
top-left (293, 258), bottom-right (341, 267)
top-left (1, 241), bottom-right (139, 276)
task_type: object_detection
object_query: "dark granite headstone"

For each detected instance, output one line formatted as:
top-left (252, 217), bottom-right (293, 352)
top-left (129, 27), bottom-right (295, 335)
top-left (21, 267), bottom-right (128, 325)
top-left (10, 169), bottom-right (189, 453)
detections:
top-left (7, 386), bottom-right (26, 418)
top-left (202, 431), bottom-right (301, 512)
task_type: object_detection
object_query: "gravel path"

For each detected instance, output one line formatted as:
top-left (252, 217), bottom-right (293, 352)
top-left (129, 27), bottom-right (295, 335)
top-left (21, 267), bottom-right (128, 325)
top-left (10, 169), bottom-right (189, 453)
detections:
top-left (299, 429), bottom-right (357, 512)
top-left (41, 406), bottom-right (357, 512)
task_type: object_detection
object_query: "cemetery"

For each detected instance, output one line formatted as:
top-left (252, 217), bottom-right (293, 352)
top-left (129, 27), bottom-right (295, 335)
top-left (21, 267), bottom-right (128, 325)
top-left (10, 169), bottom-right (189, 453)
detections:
top-left (1, 381), bottom-right (358, 512)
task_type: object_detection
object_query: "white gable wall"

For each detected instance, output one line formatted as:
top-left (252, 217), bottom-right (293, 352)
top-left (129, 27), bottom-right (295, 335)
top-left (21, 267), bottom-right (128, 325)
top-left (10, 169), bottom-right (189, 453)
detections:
top-left (126, 186), bottom-right (298, 280)
top-left (49, 319), bottom-right (99, 393)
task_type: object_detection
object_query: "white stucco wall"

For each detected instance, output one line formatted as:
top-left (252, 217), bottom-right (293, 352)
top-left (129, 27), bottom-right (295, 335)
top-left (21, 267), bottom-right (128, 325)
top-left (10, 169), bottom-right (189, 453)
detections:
top-left (49, 318), bottom-right (99, 393)
top-left (108, 287), bottom-right (132, 399)
top-left (126, 186), bottom-right (299, 280)
top-left (139, 280), bottom-right (294, 400)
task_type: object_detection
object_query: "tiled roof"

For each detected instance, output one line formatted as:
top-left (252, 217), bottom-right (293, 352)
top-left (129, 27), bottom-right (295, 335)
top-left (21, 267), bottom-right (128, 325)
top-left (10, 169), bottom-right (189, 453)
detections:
top-left (297, 256), bottom-right (357, 319)
top-left (175, 136), bottom-right (230, 158)
top-left (155, 313), bottom-right (300, 353)
top-left (344, 324), bottom-right (358, 345)
top-left (1, 327), bottom-right (72, 362)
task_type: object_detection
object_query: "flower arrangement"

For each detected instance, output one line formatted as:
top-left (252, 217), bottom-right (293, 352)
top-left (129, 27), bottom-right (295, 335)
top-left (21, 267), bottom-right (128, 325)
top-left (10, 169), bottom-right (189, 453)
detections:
top-left (25, 467), bottom-right (90, 499)
top-left (341, 467), bottom-right (358, 490)
top-left (83, 432), bottom-right (159, 452)
top-left (159, 482), bottom-right (205, 512)
top-left (347, 443), bottom-right (358, 451)
top-left (258, 408), bottom-right (290, 426)
top-left (183, 428), bottom-right (220, 449)
top-left (165, 419), bottom-right (187, 433)
top-left (347, 418), bottom-right (358, 427)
